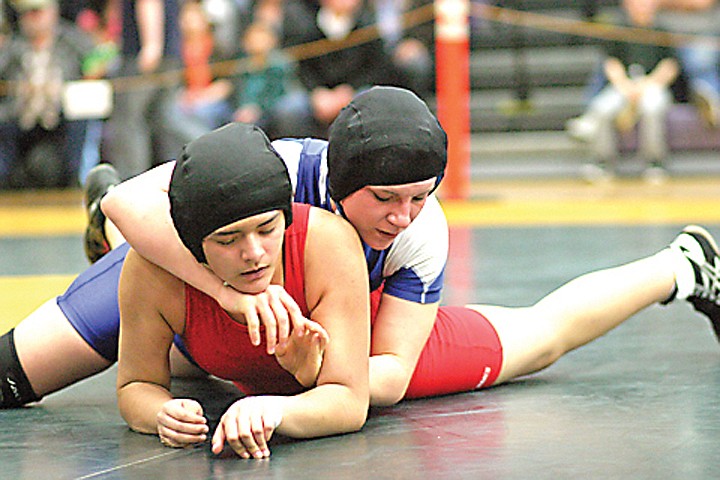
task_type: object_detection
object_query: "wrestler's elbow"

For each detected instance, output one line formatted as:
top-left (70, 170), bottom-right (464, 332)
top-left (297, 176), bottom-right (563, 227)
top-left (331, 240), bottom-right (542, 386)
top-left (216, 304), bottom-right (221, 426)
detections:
top-left (369, 355), bottom-right (412, 407)
top-left (370, 384), bottom-right (407, 407)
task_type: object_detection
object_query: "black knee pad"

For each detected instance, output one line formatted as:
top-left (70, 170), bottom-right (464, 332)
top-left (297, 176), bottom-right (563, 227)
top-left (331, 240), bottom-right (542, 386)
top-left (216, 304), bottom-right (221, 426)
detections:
top-left (0, 329), bottom-right (40, 407)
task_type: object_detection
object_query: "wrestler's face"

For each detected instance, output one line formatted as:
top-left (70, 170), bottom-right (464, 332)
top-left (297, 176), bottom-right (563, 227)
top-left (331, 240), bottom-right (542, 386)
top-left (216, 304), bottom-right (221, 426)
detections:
top-left (202, 210), bottom-right (285, 294)
top-left (339, 178), bottom-right (436, 251)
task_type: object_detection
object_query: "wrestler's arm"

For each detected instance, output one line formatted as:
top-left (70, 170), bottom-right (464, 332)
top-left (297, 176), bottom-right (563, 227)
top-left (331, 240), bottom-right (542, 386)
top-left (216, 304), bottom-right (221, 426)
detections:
top-left (267, 198), bottom-right (447, 407)
top-left (272, 288), bottom-right (439, 408)
top-left (102, 162), bottom-right (302, 353)
top-left (116, 249), bottom-right (205, 437)
top-left (370, 298), bottom-right (439, 406)
top-left (282, 208), bottom-right (370, 434)
top-left (367, 196), bottom-right (447, 406)
top-left (278, 293), bottom-right (440, 408)
top-left (213, 207), bottom-right (370, 450)
top-left (285, 208), bottom-right (369, 434)
top-left (101, 162), bottom-right (227, 304)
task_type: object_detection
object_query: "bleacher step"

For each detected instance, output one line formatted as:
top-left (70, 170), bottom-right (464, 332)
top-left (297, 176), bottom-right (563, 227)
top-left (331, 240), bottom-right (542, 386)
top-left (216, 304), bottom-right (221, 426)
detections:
top-left (469, 86), bottom-right (587, 132)
top-left (470, 45), bottom-right (602, 90)
top-left (469, 130), bottom-right (720, 180)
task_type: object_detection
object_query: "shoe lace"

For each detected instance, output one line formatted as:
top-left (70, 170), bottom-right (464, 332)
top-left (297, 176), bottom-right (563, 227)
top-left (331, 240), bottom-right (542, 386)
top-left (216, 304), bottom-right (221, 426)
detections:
top-left (692, 258), bottom-right (720, 303)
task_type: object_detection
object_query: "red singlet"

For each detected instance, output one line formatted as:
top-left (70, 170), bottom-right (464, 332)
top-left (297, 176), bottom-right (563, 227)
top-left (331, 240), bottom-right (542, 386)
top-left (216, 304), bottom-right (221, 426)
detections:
top-left (405, 306), bottom-right (503, 398)
top-left (370, 289), bottom-right (503, 399)
top-left (183, 202), bottom-right (503, 399)
top-left (182, 203), bottom-right (311, 395)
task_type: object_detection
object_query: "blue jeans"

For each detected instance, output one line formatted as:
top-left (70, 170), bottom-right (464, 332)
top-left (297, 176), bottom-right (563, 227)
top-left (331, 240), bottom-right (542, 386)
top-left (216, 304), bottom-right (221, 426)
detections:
top-left (0, 118), bottom-right (89, 188)
top-left (677, 42), bottom-right (720, 95)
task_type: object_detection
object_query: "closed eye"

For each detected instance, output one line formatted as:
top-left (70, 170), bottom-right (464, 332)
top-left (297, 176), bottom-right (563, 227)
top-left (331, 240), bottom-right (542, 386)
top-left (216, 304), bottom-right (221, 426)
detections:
top-left (214, 236), bottom-right (236, 246)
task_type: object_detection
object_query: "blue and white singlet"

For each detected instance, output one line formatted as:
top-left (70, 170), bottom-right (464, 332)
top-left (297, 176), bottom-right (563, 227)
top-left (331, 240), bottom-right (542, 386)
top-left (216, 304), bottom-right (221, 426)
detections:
top-left (272, 138), bottom-right (448, 304)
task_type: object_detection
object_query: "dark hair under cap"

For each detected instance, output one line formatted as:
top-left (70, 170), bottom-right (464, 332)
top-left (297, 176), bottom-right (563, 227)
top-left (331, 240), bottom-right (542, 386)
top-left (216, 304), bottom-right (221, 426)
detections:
top-left (327, 86), bottom-right (447, 201)
top-left (169, 123), bottom-right (293, 263)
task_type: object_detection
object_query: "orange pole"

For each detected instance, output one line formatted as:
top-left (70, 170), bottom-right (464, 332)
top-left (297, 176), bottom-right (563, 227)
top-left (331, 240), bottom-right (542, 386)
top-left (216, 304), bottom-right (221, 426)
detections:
top-left (435, 0), bottom-right (471, 200)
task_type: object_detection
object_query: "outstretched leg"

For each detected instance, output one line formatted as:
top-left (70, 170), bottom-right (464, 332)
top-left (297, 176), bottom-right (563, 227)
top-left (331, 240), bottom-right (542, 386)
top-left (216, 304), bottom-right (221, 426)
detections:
top-left (473, 225), bottom-right (719, 385)
top-left (2, 300), bottom-right (112, 406)
top-left (1, 242), bottom-right (131, 407)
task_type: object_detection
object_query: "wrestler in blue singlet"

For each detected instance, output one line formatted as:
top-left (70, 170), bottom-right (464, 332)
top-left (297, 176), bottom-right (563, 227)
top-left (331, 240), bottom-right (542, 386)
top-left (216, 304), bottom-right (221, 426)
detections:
top-left (57, 137), bottom-right (449, 361)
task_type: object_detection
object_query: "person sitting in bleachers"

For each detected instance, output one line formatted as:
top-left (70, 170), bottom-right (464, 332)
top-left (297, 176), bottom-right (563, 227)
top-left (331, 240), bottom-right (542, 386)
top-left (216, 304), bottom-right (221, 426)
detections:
top-left (568, 0), bottom-right (720, 184)
top-left (566, 2), bottom-right (681, 184)
top-left (164, 0), bottom-right (234, 146)
top-left (230, 19), bottom-right (303, 139)
top-left (0, 0), bottom-right (98, 189)
top-left (373, 0), bottom-right (434, 97)
top-left (277, 0), bottom-right (405, 138)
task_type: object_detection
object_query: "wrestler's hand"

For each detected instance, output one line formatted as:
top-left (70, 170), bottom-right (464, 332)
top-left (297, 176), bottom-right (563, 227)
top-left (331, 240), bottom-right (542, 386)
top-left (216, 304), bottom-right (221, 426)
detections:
top-left (156, 398), bottom-right (209, 448)
top-left (275, 319), bottom-right (329, 387)
top-left (217, 284), bottom-right (305, 355)
top-left (212, 396), bottom-right (285, 459)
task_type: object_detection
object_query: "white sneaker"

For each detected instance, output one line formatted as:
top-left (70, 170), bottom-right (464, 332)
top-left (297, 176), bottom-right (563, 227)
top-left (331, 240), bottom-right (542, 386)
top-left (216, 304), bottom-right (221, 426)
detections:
top-left (642, 161), bottom-right (669, 185)
top-left (566, 116), bottom-right (598, 143)
top-left (580, 161), bottom-right (613, 184)
top-left (668, 225), bottom-right (720, 341)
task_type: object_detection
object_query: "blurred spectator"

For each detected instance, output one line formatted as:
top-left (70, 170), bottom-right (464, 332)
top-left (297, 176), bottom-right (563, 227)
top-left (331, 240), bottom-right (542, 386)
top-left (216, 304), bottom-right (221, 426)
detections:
top-left (254, 0), bottom-right (283, 28)
top-left (101, 0), bottom-right (183, 181)
top-left (198, 0), bottom-right (284, 59)
top-left (566, 3), bottom-right (681, 184)
top-left (374, 0), bottom-right (433, 96)
top-left (165, 1), bottom-right (302, 143)
top-left (0, 1), bottom-right (10, 42)
top-left (59, 0), bottom-right (106, 25)
top-left (651, 0), bottom-right (720, 128)
top-left (0, 0), bottom-right (99, 188)
top-left (73, 0), bottom-right (122, 183)
top-left (230, 20), bottom-right (303, 139)
top-left (279, 0), bottom-right (400, 138)
top-left (164, 0), bottom-right (233, 145)
top-left (202, 0), bottom-right (248, 58)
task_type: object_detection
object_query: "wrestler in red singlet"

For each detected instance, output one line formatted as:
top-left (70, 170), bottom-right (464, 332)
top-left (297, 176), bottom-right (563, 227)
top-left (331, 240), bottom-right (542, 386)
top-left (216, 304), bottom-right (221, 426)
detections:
top-left (182, 203), bottom-right (310, 396)
top-left (369, 288), bottom-right (503, 399)
top-left (183, 202), bottom-right (503, 400)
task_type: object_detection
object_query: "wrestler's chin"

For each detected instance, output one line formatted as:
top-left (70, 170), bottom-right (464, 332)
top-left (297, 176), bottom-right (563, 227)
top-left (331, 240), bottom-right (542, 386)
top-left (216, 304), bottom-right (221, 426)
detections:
top-left (228, 267), bottom-right (273, 294)
top-left (365, 230), bottom-right (398, 251)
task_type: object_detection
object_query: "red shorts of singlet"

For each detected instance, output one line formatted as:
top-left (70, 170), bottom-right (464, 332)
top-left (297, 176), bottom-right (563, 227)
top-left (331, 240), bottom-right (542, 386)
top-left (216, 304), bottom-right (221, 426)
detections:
top-left (404, 306), bottom-right (503, 399)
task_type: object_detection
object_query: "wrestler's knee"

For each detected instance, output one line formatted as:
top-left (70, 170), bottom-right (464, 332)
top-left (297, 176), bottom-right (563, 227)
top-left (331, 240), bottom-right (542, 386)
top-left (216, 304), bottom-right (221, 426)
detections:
top-left (0, 329), bottom-right (41, 408)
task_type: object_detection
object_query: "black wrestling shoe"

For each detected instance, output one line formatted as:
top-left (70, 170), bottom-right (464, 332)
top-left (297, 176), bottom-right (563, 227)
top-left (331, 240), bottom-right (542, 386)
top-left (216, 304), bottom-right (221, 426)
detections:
top-left (670, 225), bottom-right (720, 341)
top-left (83, 164), bottom-right (120, 264)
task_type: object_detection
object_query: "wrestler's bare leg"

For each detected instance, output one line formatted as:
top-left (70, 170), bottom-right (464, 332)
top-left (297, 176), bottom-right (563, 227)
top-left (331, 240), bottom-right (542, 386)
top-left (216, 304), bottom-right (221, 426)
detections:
top-left (470, 250), bottom-right (677, 385)
top-left (15, 301), bottom-right (207, 395)
top-left (14, 299), bottom-right (112, 398)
